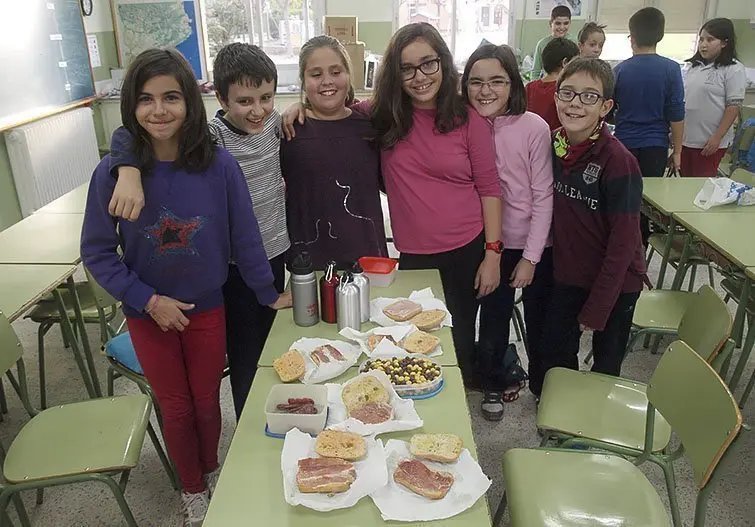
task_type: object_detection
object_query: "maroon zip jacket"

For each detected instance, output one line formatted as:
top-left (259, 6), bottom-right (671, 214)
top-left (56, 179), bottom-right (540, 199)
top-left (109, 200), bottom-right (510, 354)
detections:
top-left (551, 124), bottom-right (646, 331)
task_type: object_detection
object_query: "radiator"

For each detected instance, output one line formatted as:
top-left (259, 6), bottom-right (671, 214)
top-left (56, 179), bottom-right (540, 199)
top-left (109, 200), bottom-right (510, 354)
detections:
top-left (4, 107), bottom-right (100, 217)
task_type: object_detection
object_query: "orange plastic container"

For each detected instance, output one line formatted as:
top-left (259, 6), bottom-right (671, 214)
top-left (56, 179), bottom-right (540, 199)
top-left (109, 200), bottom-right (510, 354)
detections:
top-left (358, 256), bottom-right (398, 287)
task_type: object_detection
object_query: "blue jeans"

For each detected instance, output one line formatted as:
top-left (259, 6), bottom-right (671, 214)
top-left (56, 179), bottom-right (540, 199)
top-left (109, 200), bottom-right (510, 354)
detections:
top-left (478, 247), bottom-right (554, 393)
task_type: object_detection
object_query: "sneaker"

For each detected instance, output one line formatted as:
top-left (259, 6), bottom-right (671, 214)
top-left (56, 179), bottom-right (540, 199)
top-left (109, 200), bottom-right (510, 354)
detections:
top-left (204, 467), bottom-right (221, 497)
top-left (181, 490), bottom-right (209, 526)
top-left (481, 391), bottom-right (504, 421)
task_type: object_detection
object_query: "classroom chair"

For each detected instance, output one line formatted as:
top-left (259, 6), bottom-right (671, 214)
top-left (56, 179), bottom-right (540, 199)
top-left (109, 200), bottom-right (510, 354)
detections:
top-left (645, 233), bottom-right (715, 291)
top-left (718, 106), bottom-right (755, 177)
top-left (0, 313), bottom-right (153, 527)
top-left (495, 340), bottom-right (747, 527)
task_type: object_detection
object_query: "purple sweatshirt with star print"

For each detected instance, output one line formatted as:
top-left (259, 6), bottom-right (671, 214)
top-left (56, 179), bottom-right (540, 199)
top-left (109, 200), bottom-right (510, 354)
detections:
top-left (81, 147), bottom-right (278, 318)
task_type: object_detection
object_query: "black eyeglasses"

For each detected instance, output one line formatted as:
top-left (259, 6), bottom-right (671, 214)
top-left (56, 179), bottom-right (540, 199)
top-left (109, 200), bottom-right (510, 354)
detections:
top-left (400, 58), bottom-right (441, 80)
top-left (468, 79), bottom-right (511, 91)
top-left (556, 88), bottom-right (603, 106)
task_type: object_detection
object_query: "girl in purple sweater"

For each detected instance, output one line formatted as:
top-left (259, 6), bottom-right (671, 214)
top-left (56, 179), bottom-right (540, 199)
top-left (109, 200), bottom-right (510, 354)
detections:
top-left (80, 49), bottom-right (288, 525)
top-left (462, 45), bottom-right (554, 419)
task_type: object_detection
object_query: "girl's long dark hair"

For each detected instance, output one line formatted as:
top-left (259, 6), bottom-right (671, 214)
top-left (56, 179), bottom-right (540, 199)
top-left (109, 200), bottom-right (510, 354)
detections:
top-left (461, 44), bottom-right (526, 116)
top-left (120, 48), bottom-right (214, 172)
top-left (687, 18), bottom-right (738, 67)
top-left (371, 23), bottom-right (467, 149)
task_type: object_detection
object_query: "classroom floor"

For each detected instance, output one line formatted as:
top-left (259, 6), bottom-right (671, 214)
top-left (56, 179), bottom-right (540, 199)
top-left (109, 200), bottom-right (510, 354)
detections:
top-left (1, 257), bottom-right (754, 526)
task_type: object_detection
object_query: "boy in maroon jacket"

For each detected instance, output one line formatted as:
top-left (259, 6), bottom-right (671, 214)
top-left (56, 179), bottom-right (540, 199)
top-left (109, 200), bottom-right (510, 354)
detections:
top-left (533, 58), bottom-right (646, 397)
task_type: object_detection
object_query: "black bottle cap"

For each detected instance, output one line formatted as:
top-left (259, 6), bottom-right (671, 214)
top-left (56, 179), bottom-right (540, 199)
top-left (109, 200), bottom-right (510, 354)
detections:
top-left (352, 261), bottom-right (364, 274)
top-left (291, 252), bottom-right (313, 275)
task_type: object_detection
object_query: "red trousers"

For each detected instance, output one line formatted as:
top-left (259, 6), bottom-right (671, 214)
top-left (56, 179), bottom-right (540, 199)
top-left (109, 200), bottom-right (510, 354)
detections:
top-left (680, 146), bottom-right (727, 178)
top-left (127, 306), bottom-right (226, 493)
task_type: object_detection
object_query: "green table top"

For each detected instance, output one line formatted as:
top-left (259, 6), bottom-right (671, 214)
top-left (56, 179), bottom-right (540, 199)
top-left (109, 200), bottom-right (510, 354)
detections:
top-left (35, 183), bottom-right (88, 214)
top-left (259, 270), bottom-right (458, 367)
top-left (0, 264), bottom-right (76, 322)
top-left (642, 177), bottom-right (754, 215)
top-left (0, 213), bottom-right (83, 265)
top-left (204, 366), bottom-right (490, 527)
top-left (673, 212), bottom-right (755, 269)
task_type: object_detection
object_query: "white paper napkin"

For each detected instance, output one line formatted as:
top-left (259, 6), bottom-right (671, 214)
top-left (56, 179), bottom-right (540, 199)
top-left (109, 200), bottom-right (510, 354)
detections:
top-left (325, 370), bottom-right (423, 436)
top-left (287, 338), bottom-right (361, 384)
top-left (370, 439), bottom-right (491, 521)
top-left (281, 428), bottom-right (388, 512)
top-left (370, 288), bottom-right (452, 330)
top-left (339, 324), bottom-right (443, 358)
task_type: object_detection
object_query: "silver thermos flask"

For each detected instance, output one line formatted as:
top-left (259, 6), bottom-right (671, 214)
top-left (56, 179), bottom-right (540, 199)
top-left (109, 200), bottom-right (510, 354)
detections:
top-left (351, 261), bottom-right (370, 323)
top-left (290, 252), bottom-right (319, 327)
top-left (336, 272), bottom-right (361, 331)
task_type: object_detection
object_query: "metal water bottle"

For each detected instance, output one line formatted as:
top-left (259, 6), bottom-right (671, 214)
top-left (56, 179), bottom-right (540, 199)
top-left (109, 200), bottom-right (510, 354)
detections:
top-left (320, 260), bottom-right (339, 324)
top-left (290, 252), bottom-right (319, 327)
top-left (336, 272), bottom-right (361, 331)
top-left (351, 261), bottom-right (370, 323)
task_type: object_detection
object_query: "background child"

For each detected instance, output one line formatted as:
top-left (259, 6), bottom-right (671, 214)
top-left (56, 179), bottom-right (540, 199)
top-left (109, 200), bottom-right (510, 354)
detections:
top-left (538, 57), bottom-right (646, 396)
top-left (531, 5), bottom-right (574, 79)
top-left (106, 44), bottom-right (291, 422)
top-left (81, 49), bottom-right (288, 525)
top-left (462, 44), bottom-right (554, 419)
top-left (613, 7), bottom-right (683, 245)
top-left (578, 22), bottom-right (606, 58)
top-left (526, 37), bottom-right (579, 131)
top-left (281, 35), bottom-right (387, 269)
top-left (681, 18), bottom-right (746, 177)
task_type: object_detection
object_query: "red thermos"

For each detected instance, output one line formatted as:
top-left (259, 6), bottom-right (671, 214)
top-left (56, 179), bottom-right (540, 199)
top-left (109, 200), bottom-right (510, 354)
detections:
top-left (320, 261), bottom-right (339, 324)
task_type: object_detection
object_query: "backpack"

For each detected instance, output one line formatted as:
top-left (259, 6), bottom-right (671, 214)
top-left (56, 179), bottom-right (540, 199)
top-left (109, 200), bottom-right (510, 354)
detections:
top-left (732, 117), bottom-right (755, 172)
top-left (476, 341), bottom-right (529, 394)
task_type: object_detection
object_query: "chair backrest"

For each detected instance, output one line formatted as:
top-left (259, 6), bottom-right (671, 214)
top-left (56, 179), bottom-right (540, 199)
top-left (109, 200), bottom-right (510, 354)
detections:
top-left (83, 267), bottom-right (119, 310)
top-left (647, 340), bottom-right (741, 489)
top-left (677, 285), bottom-right (732, 363)
top-left (0, 313), bottom-right (23, 375)
top-left (730, 168), bottom-right (755, 186)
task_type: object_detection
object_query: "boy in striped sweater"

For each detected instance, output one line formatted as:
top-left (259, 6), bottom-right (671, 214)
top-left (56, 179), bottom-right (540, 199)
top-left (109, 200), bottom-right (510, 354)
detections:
top-left (535, 58), bottom-right (646, 396)
top-left (107, 44), bottom-right (290, 419)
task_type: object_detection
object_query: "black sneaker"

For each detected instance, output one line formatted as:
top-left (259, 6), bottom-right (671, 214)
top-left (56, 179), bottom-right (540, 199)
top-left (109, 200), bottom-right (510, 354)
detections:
top-left (481, 391), bottom-right (504, 421)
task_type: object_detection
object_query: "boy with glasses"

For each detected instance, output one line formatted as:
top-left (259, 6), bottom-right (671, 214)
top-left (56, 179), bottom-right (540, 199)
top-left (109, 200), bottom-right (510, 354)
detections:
top-left (533, 58), bottom-right (646, 397)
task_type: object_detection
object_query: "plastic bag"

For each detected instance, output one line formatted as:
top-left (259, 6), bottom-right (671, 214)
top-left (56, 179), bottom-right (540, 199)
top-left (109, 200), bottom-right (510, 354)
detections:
top-left (693, 177), bottom-right (755, 210)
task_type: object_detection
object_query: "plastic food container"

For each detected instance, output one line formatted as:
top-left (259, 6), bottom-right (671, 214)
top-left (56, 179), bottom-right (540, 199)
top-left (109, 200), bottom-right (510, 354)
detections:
top-left (264, 384), bottom-right (328, 435)
top-left (359, 256), bottom-right (398, 287)
top-left (359, 356), bottom-right (443, 398)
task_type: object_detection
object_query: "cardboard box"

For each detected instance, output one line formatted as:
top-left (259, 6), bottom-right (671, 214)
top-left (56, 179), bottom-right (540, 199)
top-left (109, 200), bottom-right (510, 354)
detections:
top-left (344, 42), bottom-right (365, 90)
top-left (325, 16), bottom-right (358, 43)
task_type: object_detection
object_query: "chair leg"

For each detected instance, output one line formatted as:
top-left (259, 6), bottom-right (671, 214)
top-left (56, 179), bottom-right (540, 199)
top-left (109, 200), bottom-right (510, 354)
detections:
top-left (0, 491), bottom-right (13, 527)
top-left (687, 266), bottom-right (697, 292)
top-left (492, 490), bottom-right (508, 527)
top-left (707, 265), bottom-right (715, 288)
top-left (37, 322), bottom-right (51, 410)
top-left (98, 475), bottom-right (139, 527)
top-left (107, 368), bottom-right (115, 397)
top-left (736, 327), bottom-right (755, 407)
top-left (0, 381), bottom-right (7, 415)
top-left (511, 309), bottom-right (523, 343)
top-left (513, 306), bottom-right (527, 355)
top-left (657, 459), bottom-right (682, 527)
top-left (147, 422), bottom-right (180, 490)
top-left (35, 489), bottom-right (42, 506)
top-left (10, 494), bottom-right (29, 527)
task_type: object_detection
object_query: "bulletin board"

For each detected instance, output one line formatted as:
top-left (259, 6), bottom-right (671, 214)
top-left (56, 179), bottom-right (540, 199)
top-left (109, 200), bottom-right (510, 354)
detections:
top-left (530, 0), bottom-right (586, 18)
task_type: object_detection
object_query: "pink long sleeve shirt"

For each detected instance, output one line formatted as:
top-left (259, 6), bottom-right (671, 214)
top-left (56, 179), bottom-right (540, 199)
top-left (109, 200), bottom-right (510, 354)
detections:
top-left (492, 112), bottom-right (553, 263)
top-left (381, 107), bottom-right (501, 254)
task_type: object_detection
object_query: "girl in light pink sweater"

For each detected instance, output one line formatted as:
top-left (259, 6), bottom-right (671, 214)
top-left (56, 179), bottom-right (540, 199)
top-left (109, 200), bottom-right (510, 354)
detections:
top-left (461, 44), bottom-right (554, 420)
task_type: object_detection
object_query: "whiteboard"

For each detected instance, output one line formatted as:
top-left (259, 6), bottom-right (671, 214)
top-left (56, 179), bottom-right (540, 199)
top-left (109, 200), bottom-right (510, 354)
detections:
top-left (0, 0), bottom-right (95, 132)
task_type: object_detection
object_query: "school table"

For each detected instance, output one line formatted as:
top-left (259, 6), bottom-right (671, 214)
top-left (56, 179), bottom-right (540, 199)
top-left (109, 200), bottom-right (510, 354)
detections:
top-left (258, 269), bottom-right (459, 367)
top-left (0, 264), bottom-right (99, 399)
top-left (0, 213), bottom-right (101, 397)
top-left (203, 366), bottom-right (491, 527)
top-left (641, 177), bottom-right (754, 289)
top-left (34, 183), bottom-right (89, 214)
top-left (671, 211), bottom-right (755, 351)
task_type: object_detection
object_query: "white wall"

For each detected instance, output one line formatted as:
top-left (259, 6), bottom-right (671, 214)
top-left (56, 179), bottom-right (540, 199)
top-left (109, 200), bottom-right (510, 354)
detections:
top-left (83, 0), bottom-right (114, 33)
top-left (325, 0), bottom-right (393, 22)
top-left (715, 0), bottom-right (755, 19)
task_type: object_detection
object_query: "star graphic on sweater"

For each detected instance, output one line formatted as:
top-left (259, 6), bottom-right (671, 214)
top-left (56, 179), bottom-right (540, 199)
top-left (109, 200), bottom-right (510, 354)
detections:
top-left (142, 208), bottom-right (206, 260)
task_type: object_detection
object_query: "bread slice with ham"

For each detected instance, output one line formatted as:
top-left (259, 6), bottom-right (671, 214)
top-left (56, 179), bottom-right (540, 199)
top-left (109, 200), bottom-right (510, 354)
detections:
top-left (296, 457), bottom-right (357, 494)
top-left (383, 299), bottom-right (423, 322)
top-left (348, 401), bottom-right (394, 424)
top-left (393, 459), bottom-right (454, 500)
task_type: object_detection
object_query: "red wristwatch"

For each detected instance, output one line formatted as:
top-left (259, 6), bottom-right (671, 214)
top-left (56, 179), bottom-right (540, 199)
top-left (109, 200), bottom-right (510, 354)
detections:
top-left (485, 241), bottom-right (503, 254)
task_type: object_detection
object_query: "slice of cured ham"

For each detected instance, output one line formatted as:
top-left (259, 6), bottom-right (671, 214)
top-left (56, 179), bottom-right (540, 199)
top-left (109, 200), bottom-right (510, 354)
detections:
top-left (296, 457), bottom-right (357, 493)
top-left (348, 402), bottom-right (394, 424)
top-left (393, 459), bottom-right (454, 500)
top-left (383, 299), bottom-right (423, 322)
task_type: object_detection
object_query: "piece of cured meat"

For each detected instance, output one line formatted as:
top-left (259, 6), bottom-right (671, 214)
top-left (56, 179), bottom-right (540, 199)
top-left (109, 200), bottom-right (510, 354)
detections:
top-left (296, 457), bottom-right (356, 493)
top-left (348, 402), bottom-right (394, 424)
top-left (393, 459), bottom-right (454, 500)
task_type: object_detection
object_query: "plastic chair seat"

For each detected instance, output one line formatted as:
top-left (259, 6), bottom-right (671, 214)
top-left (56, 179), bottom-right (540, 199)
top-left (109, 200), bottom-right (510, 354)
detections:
top-left (632, 290), bottom-right (697, 330)
top-left (27, 284), bottom-right (116, 323)
top-left (538, 368), bottom-right (671, 452)
top-left (106, 332), bottom-right (143, 375)
top-left (503, 448), bottom-right (671, 527)
top-left (4, 395), bottom-right (151, 483)
top-left (721, 276), bottom-right (755, 311)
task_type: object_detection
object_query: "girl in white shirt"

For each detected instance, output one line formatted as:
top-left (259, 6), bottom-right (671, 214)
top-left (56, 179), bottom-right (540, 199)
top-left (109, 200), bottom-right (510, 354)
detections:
top-left (681, 18), bottom-right (747, 177)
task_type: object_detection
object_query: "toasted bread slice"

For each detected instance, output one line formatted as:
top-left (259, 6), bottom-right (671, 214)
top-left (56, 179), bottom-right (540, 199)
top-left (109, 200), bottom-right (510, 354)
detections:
top-left (315, 430), bottom-right (366, 461)
top-left (367, 334), bottom-right (396, 351)
top-left (402, 331), bottom-right (440, 355)
top-left (342, 375), bottom-right (390, 411)
top-left (383, 299), bottom-right (423, 322)
top-left (410, 309), bottom-right (446, 331)
top-left (273, 349), bottom-right (305, 382)
top-left (410, 433), bottom-right (463, 463)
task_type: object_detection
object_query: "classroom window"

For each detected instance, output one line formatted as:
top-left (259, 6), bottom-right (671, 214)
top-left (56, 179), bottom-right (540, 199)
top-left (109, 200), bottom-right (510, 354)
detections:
top-left (203, 0), bottom-right (323, 89)
top-left (397, 0), bottom-right (512, 63)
